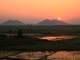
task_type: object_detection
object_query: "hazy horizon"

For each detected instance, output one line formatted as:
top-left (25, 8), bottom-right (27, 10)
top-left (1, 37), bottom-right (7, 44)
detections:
top-left (0, 0), bottom-right (80, 24)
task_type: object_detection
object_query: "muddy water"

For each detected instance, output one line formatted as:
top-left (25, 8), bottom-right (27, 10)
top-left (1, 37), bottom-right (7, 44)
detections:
top-left (7, 51), bottom-right (80, 60)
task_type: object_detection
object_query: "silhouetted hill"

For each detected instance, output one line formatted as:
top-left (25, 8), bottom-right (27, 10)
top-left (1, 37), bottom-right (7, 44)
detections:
top-left (1, 20), bottom-right (25, 25)
top-left (37, 19), bottom-right (67, 25)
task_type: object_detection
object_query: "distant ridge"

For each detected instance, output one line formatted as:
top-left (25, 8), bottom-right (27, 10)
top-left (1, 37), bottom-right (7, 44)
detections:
top-left (1, 20), bottom-right (25, 26)
top-left (37, 19), bottom-right (67, 25)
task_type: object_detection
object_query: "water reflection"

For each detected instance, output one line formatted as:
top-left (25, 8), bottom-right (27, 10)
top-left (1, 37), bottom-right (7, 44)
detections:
top-left (5, 51), bottom-right (80, 60)
top-left (48, 51), bottom-right (73, 60)
top-left (40, 36), bottom-right (75, 41)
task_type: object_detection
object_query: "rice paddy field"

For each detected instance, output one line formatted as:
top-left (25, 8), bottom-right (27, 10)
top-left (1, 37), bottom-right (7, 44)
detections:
top-left (0, 25), bottom-right (80, 60)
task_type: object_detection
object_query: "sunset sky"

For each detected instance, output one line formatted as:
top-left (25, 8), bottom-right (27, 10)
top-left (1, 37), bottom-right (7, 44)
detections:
top-left (0, 0), bottom-right (80, 24)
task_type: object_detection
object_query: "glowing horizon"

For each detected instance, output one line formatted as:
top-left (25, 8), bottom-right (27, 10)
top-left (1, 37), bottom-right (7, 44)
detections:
top-left (0, 0), bottom-right (80, 24)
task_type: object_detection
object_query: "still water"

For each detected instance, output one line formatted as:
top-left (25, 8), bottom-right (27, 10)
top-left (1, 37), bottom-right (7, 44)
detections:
top-left (40, 36), bottom-right (75, 41)
top-left (7, 51), bottom-right (80, 60)
top-left (6, 33), bottom-right (76, 41)
top-left (4, 34), bottom-right (80, 60)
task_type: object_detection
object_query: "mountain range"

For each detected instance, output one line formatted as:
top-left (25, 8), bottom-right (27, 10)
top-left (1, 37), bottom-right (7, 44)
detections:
top-left (37, 19), bottom-right (67, 25)
top-left (1, 19), bottom-right (67, 25)
top-left (1, 20), bottom-right (25, 25)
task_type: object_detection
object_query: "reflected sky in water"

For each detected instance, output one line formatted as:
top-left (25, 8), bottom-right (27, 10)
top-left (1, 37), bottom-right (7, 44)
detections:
top-left (40, 36), bottom-right (75, 41)
top-left (7, 51), bottom-right (80, 60)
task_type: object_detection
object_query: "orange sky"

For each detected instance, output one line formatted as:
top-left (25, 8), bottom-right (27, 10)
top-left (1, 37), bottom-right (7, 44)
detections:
top-left (0, 0), bottom-right (80, 24)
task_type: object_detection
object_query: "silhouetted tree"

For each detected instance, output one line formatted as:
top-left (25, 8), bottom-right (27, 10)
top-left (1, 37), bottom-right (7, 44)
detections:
top-left (8, 30), bottom-right (13, 37)
top-left (16, 29), bottom-right (23, 37)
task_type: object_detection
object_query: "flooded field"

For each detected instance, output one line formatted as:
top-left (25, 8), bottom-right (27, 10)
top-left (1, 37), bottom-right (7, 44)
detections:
top-left (6, 33), bottom-right (76, 40)
top-left (40, 36), bottom-right (75, 41)
top-left (24, 34), bottom-right (78, 41)
top-left (1, 51), bottom-right (80, 60)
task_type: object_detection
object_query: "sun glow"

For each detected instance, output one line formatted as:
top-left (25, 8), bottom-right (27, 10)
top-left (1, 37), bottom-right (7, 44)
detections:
top-left (58, 18), bottom-right (61, 20)
top-left (0, 0), bottom-right (80, 24)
